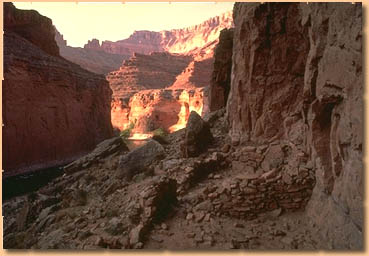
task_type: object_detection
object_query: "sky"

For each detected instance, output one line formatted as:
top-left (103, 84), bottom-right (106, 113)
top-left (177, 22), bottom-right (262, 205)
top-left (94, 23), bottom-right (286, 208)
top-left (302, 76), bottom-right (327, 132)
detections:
top-left (14, 2), bottom-right (234, 48)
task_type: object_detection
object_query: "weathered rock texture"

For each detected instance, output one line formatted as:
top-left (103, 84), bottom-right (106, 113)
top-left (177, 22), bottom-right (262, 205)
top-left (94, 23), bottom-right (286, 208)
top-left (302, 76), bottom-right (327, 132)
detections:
top-left (107, 52), bottom-right (193, 96)
top-left (118, 140), bottom-right (165, 180)
top-left (108, 52), bottom-right (207, 133)
top-left (105, 11), bottom-right (234, 134)
top-left (64, 137), bottom-right (129, 175)
top-left (3, 3), bottom-right (113, 177)
top-left (83, 11), bottom-right (233, 56)
top-left (111, 88), bottom-right (204, 133)
top-left (182, 111), bottom-right (213, 158)
top-left (55, 30), bottom-right (129, 75)
top-left (4, 3), bottom-right (59, 56)
top-left (227, 2), bottom-right (362, 248)
top-left (209, 28), bottom-right (234, 112)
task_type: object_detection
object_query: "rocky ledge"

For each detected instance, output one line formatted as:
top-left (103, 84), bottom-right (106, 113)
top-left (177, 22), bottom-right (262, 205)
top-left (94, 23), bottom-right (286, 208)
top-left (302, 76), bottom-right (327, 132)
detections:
top-left (4, 109), bottom-right (326, 249)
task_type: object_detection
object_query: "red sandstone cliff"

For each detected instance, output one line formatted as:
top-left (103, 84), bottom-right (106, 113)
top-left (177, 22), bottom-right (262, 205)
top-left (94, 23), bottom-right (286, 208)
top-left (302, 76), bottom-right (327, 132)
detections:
top-left (208, 28), bottom-right (233, 112)
top-left (107, 52), bottom-right (193, 96)
top-left (107, 12), bottom-right (233, 133)
top-left (107, 52), bottom-right (209, 133)
top-left (3, 3), bottom-right (114, 177)
top-left (227, 2), bottom-right (362, 248)
top-left (55, 30), bottom-right (129, 75)
top-left (83, 11), bottom-right (233, 57)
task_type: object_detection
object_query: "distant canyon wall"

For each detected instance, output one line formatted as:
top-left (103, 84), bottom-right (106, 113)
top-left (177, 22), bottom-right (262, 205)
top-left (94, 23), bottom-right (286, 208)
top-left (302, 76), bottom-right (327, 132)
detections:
top-left (106, 12), bottom-right (234, 134)
top-left (108, 52), bottom-right (207, 133)
top-left (84, 11), bottom-right (233, 56)
top-left (226, 2), bottom-right (362, 248)
top-left (3, 3), bottom-right (113, 177)
top-left (111, 88), bottom-right (204, 133)
top-left (55, 30), bottom-right (129, 75)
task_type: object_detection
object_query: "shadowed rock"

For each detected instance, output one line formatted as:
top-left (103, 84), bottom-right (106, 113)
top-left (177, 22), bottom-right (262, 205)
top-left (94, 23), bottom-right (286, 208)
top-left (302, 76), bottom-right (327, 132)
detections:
top-left (64, 137), bottom-right (128, 174)
top-left (118, 140), bottom-right (165, 180)
top-left (182, 111), bottom-right (213, 158)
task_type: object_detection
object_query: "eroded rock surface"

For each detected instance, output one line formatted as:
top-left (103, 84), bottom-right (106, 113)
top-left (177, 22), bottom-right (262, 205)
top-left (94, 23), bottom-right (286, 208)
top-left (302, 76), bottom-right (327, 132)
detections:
top-left (107, 12), bottom-right (234, 133)
top-left (108, 51), bottom-right (206, 133)
top-left (3, 2), bottom-right (362, 251)
top-left (209, 28), bottom-right (234, 111)
top-left (182, 111), bottom-right (213, 158)
top-left (3, 3), bottom-right (114, 177)
top-left (228, 2), bottom-right (362, 248)
top-left (118, 140), bottom-right (165, 180)
top-left (83, 11), bottom-right (233, 56)
top-left (55, 30), bottom-right (129, 75)
top-left (64, 137), bottom-right (129, 175)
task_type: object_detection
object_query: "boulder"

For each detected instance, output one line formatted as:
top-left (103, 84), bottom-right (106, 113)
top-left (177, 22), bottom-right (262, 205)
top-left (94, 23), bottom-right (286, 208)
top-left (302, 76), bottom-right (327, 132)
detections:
top-left (64, 137), bottom-right (128, 174)
top-left (182, 111), bottom-right (213, 158)
top-left (118, 140), bottom-right (165, 180)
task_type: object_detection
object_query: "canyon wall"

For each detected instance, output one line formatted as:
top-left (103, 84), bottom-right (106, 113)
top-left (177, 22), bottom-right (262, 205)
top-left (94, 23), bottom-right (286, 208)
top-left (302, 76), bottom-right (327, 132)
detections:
top-left (55, 30), bottom-right (129, 75)
top-left (3, 3), bottom-right (114, 177)
top-left (112, 88), bottom-right (204, 133)
top-left (107, 12), bottom-right (234, 133)
top-left (208, 28), bottom-right (234, 112)
top-left (83, 11), bottom-right (233, 56)
top-left (107, 52), bottom-right (193, 96)
top-left (228, 2), bottom-right (362, 248)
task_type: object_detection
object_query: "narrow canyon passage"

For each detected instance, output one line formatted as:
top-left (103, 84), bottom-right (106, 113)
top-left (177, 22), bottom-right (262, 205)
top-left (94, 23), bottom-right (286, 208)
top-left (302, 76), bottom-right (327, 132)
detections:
top-left (2, 2), bottom-right (363, 250)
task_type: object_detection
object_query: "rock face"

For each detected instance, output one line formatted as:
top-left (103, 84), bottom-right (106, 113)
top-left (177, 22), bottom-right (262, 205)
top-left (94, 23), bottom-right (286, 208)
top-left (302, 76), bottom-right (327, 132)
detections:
top-left (55, 30), bottom-right (129, 75)
top-left (108, 52), bottom-right (207, 133)
top-left (64, 137), bottom-right (129, 175)
top-left (182, 111), bottom-right (213, 158)
top-left (209, 28), bottom-right (234, 112)
top-left (126, 89), bottom-right (204, 134)
top-left (228, 2), bottom-right (362, 248)
top-left (118, 140), bottom-right (165, 180)
top-left (85, 30), bottom-right (163, 56)
top-left (3, 3), bottom-right (114, 177)
top-left (107, 52), bottom-right (193, 95)
top-left (4, 3), bottom-right (59, 57)
top-left (105, 11), bottom-right (234, 134)
top-left (83, 11), bottom-right (233, 56)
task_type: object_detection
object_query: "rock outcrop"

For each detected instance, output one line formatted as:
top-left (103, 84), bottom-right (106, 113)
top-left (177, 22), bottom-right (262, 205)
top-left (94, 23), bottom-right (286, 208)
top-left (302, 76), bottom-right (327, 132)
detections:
top-left (55, 30), bottom-right (129, 75)
top-left (228, 2), bottom-right (362, 248)
top-left (182, 111), bottom-right (213, 158)
top-left (105, 11), bottom-right (234, 134)
top-left (4, 3), bottom-right (59, 57)
top-left (108, 51), bottom-right (207, 133)
top-left (3, 2), bottom-right (362, 251)
top-left (209, 28), bottom-right (234, 112)
top-left (118, 140), bottom-right (165, 180)
top-left (64, 137), bottom-right (129, 175)
top-left (107, 52), bottom-right (193, 96)
top-left (3, 3), bottom-right (114, 177)
top-left (111, 88), bottom-right (204, 133)
top-left (83, 11), bottom-right (233, 56)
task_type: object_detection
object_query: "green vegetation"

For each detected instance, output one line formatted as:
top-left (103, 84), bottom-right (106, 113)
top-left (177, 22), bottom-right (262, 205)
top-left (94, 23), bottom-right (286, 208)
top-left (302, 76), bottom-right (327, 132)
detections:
top-left (120, 122), bottom-right (135, 139)
top-left (152, 127), bottom-right (168, 137)
top-left (152, 127), bottom-right (169, 145)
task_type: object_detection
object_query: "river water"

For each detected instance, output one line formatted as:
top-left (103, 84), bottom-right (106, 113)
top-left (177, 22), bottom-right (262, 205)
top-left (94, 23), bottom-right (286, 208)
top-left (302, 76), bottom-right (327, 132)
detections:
top-left (2, 165), bottom-right (64, 201)
top-left (3, 139), bottom-right (149, 201)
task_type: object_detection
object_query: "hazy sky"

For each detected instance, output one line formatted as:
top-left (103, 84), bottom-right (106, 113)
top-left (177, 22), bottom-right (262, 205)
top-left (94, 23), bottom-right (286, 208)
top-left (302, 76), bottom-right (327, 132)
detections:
top-left (14, 2), bottom-right (234, 47)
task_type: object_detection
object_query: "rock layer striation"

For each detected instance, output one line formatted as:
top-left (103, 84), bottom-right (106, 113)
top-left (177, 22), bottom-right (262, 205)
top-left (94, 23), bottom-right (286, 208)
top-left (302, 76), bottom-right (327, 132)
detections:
top-left (3, 3), bottom-right (114, 177)
top-left (227, 2), bottom-right (362, 248)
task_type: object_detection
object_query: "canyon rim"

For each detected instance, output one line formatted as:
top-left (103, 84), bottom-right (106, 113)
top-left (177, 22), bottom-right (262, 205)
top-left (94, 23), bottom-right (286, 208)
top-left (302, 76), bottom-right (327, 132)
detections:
top-left (2, 2), bottom-right (363, 250)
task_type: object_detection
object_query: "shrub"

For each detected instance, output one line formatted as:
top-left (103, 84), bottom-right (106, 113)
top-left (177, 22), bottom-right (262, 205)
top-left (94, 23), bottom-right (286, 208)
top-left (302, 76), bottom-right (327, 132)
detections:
top-left (152, 127), bottom-right (169, 145)
top-left (152, 127), bottom-right (168, 137)
top-left (120, 122), bottom-right (135, 139)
